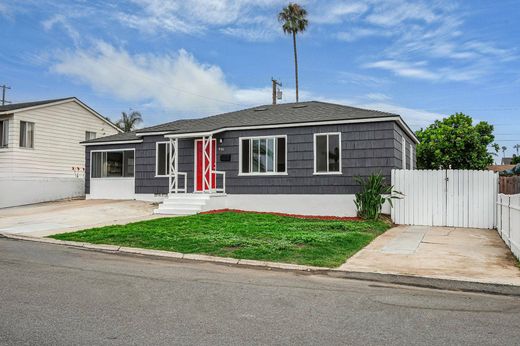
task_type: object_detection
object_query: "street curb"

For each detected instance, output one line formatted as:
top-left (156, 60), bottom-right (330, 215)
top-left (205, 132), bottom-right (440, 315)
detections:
top-left (2, 232), bottom-right (520, 297)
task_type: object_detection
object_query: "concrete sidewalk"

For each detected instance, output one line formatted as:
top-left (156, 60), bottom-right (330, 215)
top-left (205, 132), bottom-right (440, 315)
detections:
top-left (340, 225), bottom-right (520, 286)
top-left (0, 199), bottom-right (164, 237)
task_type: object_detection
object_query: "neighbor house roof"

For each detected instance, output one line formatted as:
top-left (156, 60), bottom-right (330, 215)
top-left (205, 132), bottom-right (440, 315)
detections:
top-left (0, 97), bottom-right (122, 132)
top-left (83, 101), bottom-right (418, 144)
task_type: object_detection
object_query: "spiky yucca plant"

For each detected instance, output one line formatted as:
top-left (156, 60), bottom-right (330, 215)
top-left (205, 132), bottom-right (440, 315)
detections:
top-left (354, 173), bottom-right (401, 220)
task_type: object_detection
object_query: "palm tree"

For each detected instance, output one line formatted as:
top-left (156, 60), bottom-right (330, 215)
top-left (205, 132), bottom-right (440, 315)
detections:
top-left (116, 111), bottom-right (142, 132)
top-left (502, 145), bottom-right (507, 158)
top-left (278, 3), bottom-right (308, 103)
top-left (514, 144), bottom-right (520, 155)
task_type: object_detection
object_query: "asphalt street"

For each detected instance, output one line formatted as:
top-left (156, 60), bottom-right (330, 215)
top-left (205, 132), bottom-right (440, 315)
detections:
top-left (1, 238), bottom-right (520, 345)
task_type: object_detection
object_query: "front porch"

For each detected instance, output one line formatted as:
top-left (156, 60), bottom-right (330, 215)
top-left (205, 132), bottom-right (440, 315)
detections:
top-left (155, 134), bottom-right (226, 215)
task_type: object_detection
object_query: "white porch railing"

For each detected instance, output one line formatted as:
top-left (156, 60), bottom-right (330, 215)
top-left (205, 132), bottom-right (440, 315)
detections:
top-left (167, 135), bottom-right (225, 195)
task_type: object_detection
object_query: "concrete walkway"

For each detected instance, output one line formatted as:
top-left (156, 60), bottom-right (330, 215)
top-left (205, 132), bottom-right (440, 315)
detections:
top-left (341, 225), bottom-right (520, 286)
top-left (0, 199), bottom-right (163, 237)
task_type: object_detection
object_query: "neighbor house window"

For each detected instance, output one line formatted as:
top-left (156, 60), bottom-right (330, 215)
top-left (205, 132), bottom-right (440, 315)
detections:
top-left (0, 120), bottom-right (8, 148)
top-left (314, 133), bottom-right (341, 174)
top-left (409, 143), bottom-right (414, 170)
top-left (240, 136), bottom-right (286, 174)
top-left (156, 142), bottom-right (170, 177)
top-left (91, 150), bottom-right (134, 178)
top-left (85, 131), bottom-right (96, 140)
top-left (19, 121), bottom-right (34, 148)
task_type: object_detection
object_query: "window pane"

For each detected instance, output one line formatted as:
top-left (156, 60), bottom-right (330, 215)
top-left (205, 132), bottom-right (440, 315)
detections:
top-left (328, 134), bottom-right (340, 172)
top-left (123, 151), bottom-right (135, 177)
top-left (27, 123), bottom-right (34, 148)
top-left (92, 152), bottom-right (102, 178)
top-left (316, 135), bottom-right (327, 172)
top-left (266, 138), bottom-right (274, 172)
top-left (85, 131), bottom-right (96, 140)
top-left (19, 121), bottom-right (26, 147)
top-left (252, 139), bottom-right (259, 172)
top-left (241, 139), bottom-right (250, 173)
top-left (106, 152), bottom-right (123, 177)
top-left (0, 121), bottom-right (7, 147)
top-left (276, 137), bottom-right (286, 173)
top-left (259, 139), bottom-right (267, 172)
top-left (157, 143), bottom-right (167, 176)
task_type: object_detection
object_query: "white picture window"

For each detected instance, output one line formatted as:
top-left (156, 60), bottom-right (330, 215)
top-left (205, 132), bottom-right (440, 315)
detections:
top-left (85, 131), bottom-right (97, 140)
top-left (91, 150), bottom-right (134, 178)
top-left (314, 133), bottom-right (341, 174)
top-left (0, 120), bottom-right (8, 148)
top-left (156, 142), bottom-right (170, 177)
top-left (240, 136), bottom-right (286, 175)
top-left (19, 121), bottom-right (34, 148)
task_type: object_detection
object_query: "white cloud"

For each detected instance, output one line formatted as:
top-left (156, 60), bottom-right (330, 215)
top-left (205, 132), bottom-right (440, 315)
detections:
top-left (42, 14), bottom-right (81, 46)
top-left (51, 41), bottom-right (240, 115)
top-left (364, 60), bottom-right (438, 80)
top-left (311, 2), bottom-right (368, 24)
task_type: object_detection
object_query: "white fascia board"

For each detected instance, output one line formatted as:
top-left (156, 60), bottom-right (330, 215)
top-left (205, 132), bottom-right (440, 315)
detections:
top-left (160, 116), bottom-right (419, 143)
top-left (82, 140), bottom-right (143, 146)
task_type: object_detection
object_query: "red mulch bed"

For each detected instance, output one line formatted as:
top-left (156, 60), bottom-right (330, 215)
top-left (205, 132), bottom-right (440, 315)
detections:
top-left (199, 209), bottom-right (361, 221)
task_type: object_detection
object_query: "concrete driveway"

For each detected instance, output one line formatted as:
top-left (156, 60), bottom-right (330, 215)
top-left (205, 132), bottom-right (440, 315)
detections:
top-left (341, 225), bottom-right (520, 286)
top-left (0, 199), bottom-right (161, 237)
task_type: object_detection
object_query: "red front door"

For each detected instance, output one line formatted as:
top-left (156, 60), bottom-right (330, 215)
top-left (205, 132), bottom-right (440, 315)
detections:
top-left (195, 139), bottom-right (216, 192)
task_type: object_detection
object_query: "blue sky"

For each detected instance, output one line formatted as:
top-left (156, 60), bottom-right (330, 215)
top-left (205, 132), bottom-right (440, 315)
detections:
top-left (1, 0), bottom-right (519, 158)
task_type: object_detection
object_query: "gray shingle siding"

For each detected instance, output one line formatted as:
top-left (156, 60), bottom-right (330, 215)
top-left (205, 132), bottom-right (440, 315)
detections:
top-left (85, 121), bottom-right (416, 195)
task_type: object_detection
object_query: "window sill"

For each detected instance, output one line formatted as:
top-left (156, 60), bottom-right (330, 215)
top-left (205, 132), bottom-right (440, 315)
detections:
top-left (155, 175), bottom-right (169, 178)
top-left (91, 177), bottom-right (135, 180)
top-left (313, 171), bottom-right (343, 175)
top-left (238, 172), bottom-right (288, 176)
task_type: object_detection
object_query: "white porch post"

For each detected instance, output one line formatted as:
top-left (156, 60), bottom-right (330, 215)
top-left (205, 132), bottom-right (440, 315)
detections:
top-left (202, 135), bottom-right (213, 193)
top-left (168, 138), bottom-right (179, 194)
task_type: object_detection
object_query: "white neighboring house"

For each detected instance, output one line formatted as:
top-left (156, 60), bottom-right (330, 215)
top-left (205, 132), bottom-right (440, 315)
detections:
top-left (0, 97), bottom-right (121, 208)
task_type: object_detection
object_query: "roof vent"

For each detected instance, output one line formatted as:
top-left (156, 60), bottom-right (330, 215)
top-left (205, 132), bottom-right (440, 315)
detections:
top-left (254, 107), bottom-right (268, 112)
top-left (292, 104), bottom-right (308, 109)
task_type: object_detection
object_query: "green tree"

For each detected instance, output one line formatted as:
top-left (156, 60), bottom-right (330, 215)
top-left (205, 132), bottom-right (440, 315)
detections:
top-left (278, 3), bottom-right (308, 103)
top-left (512, 155), bottom-right (520, 165)
top-left (116, 111), bottom-right (142, 132)
top-left (416, 113), bottom-right (499, 170)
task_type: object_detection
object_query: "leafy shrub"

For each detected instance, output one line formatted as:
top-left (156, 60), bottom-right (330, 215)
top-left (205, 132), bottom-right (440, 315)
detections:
top-left (354, 172), bottom-right (401, 220)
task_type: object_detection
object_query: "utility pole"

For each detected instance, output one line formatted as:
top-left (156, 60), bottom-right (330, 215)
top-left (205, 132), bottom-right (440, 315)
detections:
top-left (271, 78), bottom-right (282, 105)
top-left (1, 85), bottom-right (11, 106)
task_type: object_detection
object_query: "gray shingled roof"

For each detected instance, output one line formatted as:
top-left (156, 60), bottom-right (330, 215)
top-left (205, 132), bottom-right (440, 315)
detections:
top-left (0, 97), bottom-right (74, 112)
top-left (84, 101), bottom-right (403, 144)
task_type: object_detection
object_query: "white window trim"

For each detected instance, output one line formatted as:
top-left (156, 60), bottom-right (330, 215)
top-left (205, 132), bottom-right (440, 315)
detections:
top-left (238, 135), bottom-right (288, 176)
top-left (402, 136), bottom-right (406, 169)
top-left (313, 132), bottom-right (342, 175)
top-left (19, 121), bottom-right (35, 149)
top-left (90, 148), bottom-right (136, 179)
top-left (0, 119), bottom-right (8, 149)
top-left (85, 131), bottom-right (97, 141)
top-left (155, 141), bottom-right (170, 178)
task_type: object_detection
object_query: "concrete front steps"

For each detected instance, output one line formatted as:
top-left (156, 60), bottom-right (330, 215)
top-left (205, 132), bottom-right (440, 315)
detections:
top-left (154, 194), bottom-right (211, 215)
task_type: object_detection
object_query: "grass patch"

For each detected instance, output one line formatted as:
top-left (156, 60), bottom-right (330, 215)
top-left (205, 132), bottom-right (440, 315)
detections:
top-left (50, 212), bottom-right (390, 267)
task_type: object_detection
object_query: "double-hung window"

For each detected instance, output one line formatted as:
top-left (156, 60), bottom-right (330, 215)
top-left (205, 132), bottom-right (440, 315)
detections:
top-left (156, 142), bottom-right (170, 177)
top-left (19, 121), bottom-right (34, 148)
top-left (85, 131), bottom-right (97, 141)
top-left (0, 119), bottom-right (8, 148)
top-left (314, 133), bottom-right (341, 174)
top-left (240, 136), bottom-right (286, 175)
top-left (91, 150), bottom-right (135, 178)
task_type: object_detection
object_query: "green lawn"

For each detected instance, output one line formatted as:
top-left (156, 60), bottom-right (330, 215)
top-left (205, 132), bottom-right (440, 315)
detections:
top-left (50, 212), bottom-right (390, 267)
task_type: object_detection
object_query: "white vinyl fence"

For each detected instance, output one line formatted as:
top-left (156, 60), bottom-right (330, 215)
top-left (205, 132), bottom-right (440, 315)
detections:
top-left (496, 194), bottom-right (520, 260)
top-left (391, 169), bottom-right (498, 229)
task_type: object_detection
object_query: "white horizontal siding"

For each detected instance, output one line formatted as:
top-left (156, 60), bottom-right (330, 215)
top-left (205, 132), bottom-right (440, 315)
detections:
top-left (0, 101), bottom-right (119, 178)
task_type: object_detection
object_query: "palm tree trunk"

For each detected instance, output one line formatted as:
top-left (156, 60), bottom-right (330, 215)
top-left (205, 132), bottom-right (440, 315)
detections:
top-left (292, 32), bottom-right (299, 103)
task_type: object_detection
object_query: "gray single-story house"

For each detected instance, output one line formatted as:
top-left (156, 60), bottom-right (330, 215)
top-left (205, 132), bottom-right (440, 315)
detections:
top-left (82, 101), bottom-right (417, 216)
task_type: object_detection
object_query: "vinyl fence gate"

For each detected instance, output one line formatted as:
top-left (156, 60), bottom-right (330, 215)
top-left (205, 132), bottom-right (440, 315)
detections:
top-left (391, 169), bottom-right (498, 229)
